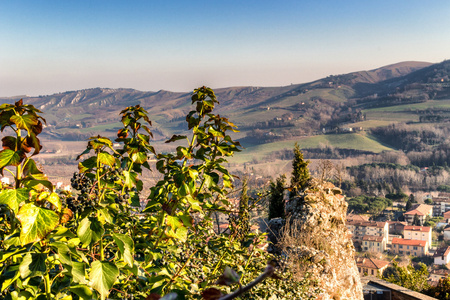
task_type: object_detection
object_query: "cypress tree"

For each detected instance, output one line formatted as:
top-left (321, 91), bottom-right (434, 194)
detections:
top-left (269, 174), bottom-right (286, 220)
top-left (290, 143), bottom-right (310, 198)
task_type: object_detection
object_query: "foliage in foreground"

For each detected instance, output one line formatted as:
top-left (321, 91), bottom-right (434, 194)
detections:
top-left (0, 88), bottom-right (317, 299)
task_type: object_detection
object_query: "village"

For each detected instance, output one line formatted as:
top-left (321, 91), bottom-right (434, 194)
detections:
top-left (348, 191), bottom-right (450, 286)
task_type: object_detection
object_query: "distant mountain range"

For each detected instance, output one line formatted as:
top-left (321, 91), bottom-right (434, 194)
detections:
top-left (2, 60), bottom-right (450, 161)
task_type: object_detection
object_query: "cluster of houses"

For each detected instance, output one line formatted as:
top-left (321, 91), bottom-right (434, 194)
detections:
top-left (347, 199), bottom-right (450, 279)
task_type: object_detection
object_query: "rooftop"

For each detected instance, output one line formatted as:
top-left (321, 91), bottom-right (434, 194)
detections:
top-left (404, 225), bottom-right (432, 232)
top-left (391, 237), bottom-right (427, 247)
top-left (355, 257), bottom-right (389, 269)
top-left (362, 235), bottom-right (384, 242)
top-left (404, 204), bottom-right (433, 216)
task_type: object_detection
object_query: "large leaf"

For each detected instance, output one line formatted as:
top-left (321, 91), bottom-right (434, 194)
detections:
top-left (22, 159), bottom-right (47, 181)
top-left (77, 217), bottom-right (104, 246)
top-left (122, 170), bottom-right (137, 189)
top-left (16, 203), bottom-right (60, 245)
top-left (19, 253), bottom-right (47, 279)
top-left (0, 149), bottom-right (22, 168)
top-left (10, 114), bottom-right (38, 133)
top-left (90, 261), bottom-right (119, 300)
top-left (98, 151), bottom-right (115, 167)
top-left (0, 188), bottom-right (29, 214)
top-left (112, 233), bottom-right (134, 267)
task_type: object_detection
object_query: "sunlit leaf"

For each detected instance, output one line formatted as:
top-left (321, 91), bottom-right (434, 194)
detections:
top-left (0, 188), bottom-right (29, 214)
top-left (17, 203), bottom-right (59, 245)
top-left (77, 217), bottom-right (104, 247)
top-left (19, 253), bottom-right (47, 279)
top-left (112, 233), bottom-right (134, 267)
top-left (90, 260), bottom-right (119, 300)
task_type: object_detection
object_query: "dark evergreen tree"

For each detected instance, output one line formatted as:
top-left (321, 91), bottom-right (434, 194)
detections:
top-left (413, 214), bottom-right (422, 226)
top-left (269, 174), bottom-right (286, 220)
top-left (230, 178), bottom-right (250, 241)
top-left (290, 143), bottom-right (310, 198)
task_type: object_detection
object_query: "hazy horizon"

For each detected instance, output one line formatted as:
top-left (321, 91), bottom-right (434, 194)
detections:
top-left (1, 0), bottom-right (450, 97)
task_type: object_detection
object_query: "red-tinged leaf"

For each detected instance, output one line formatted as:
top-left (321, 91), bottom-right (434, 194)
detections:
top-left (60, 208), bottom-right (74, 224)
top-left (117, 128), bottom-right (128, 139)
top-left (201, 288), bottom-right (223, 300)
top-left (146, 294), bottom-right (161, 300)
top-left (2, 136), bottom-right (16, 150)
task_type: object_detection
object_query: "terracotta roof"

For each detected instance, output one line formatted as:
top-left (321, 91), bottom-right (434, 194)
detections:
top-left (404, 225), bottom-right (431, 232)
top-left (363, 235), bottom-right (384, 242)
top-left (356, 257), bottom-right (389, 270)
top-left (346, 220), bottom-right (386, 228)
top-left (404, 204), bottom-right (433, 216)
top-left (347, 213), bottom-right (369, 222)
top-left (391, 237), bottom-right (427, 247)
top-left (444, 211), bottom-right (450, 218)
top-left (434, 246), bottom-right (450, 258)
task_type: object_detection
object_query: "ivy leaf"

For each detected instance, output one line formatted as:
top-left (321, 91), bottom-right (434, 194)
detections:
top-left (90, 260), bottom-right (119, 300)
top-left (98, 151), bottom-right (115, 167)
top-left (22, 159), bottom-right (47, 180)
top-left (69, 284), bottom-right (93, 299)
top-left (0, 149), bottom-right (22, 169)
top-left (47, 192), bottom-right (62, 212)
top-left (19, 253), bottom-right (47, 279)
top-left (131, 151), bottom-right (147, 164)
top-left (21, 178), bottom-right (54, 191)
top-left (16, 203), bottom-right (60, 245)
top-left (112, 233), bottom-right (134, 267)
top-left (10, 114), bottom-right (38, 133)
top-left (70, 262), bottom-right (87, 284)
top-left (166, 226), bottom-right (188, 242)
top-left (78, 156), bottom-right (97, 173)
top-left (0, 188), bottom-right (29, 214)
top-left (122, 170), bottom-right (137, 189)
top-left (77, 217), bottom-right (104, 247)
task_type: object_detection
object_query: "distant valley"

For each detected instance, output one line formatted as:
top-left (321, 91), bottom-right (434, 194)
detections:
top-left (2, 60), bottom-right (450, 169)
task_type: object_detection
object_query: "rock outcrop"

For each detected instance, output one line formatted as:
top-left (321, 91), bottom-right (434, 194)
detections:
top-left (268, 179), bottom-right (363, 300)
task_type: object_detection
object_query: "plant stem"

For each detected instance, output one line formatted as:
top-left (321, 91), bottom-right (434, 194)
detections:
top-left (44, 272), bottom-right (52, 300)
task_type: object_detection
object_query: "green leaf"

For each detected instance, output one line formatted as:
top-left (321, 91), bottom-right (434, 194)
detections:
top-left (21, 178), bottom-right (54, 191)
top-left (19, 253), bottom-right (47, 279)
top-left (0, 188), bottom-right (29, 214)
top-left (90, 261), bottom-right (119, 300)
top-left (122, 170), bottom-right (137, 189)
top-left (47, 192), bottom-right (62, 212)
top-left (1, 269), bottom-right (20, 292)
top-left (78, 156), bottom-right (97, 173)
top-left (166, 226), bottom-right (187, 242)
top-left (166, 215), bottom-right (183, 230)
top-left (16, 203), bottom-right (60, 245)
top-left (22, 159), bottom-right (47, 180)
top-left (130, 151), bottom-right (147, 164)
top-left (70, 262), bottom-right (87, 284)
top-left (112, 233), bottom-right (134, 267)
top-left (77, 217), bottom-right (104, 246)
top-left (69, 285), bottom-right (93, 300)
top-left (0, 149), bottom-right (22, 168)
top-left (98, 151), bottom-right (115, 167)
top-left (98, 208), bottom-right (113, 224)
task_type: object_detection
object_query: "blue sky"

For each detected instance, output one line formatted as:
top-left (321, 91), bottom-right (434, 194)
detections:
top-left (1, 0), bottom-right (450, 96)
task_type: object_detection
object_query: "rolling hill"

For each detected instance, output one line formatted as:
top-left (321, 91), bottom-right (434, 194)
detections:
top-left (3, 60), bottom-right (450, 163)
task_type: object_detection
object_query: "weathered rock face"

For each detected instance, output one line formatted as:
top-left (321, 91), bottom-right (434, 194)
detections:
top-left (268, 179), bottom-right (363, 300)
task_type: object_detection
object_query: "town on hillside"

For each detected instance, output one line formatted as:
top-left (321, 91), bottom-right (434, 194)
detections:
top-left (348, 193), bottom-right (450, 287)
